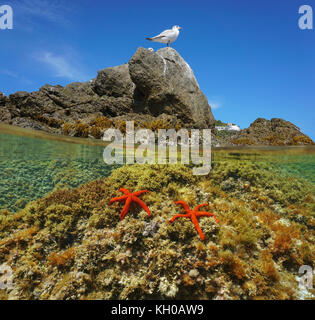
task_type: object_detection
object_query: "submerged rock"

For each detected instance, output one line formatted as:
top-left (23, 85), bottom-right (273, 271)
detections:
top-left (0, 162), bottom-right (314, 300)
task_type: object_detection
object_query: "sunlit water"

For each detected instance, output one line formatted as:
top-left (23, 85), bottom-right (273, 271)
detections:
top-left (0, 124), bottom-right (314, 212)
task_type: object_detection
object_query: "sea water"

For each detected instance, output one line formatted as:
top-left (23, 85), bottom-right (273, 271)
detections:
top-left (0, 124), bottom-right (314, 213)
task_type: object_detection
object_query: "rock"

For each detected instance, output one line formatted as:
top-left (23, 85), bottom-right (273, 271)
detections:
top-left (10, 117), bottom-right (53, 132)
top-left (128, 47), bottom-right (215, 129)
top-left (39, 82), bottom-right (101, 114)
top-left (1, 47), bottom-right (215, 136)
top-left (221, 177), bottom-right (236, 191)
top-left (0, 92), bottom-right (10, 122)
top-left (189, 269), bottom-right (199, 278)
top-left (93, 64), bottom-right (134, 98)
top-left (92, 64), bottom-right (134, 116)
top-left (0, 92), bottom-right (6, 106)
top-left (3, 48), bottom-right (312, 146)
top-left (0, 107), bottom-right (11, 122)
top-left (4, 83), bottom-right (106, 127)
top-left (229, 118), bottom-right (314, 146)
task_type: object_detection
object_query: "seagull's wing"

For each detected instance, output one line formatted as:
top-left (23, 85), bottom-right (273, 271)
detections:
top-left (151, 28), bottom-right (172, 39)
top-left (157, 28), bottom-right (173, 37)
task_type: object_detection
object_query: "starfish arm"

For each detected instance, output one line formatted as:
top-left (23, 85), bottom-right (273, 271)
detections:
top-left (196, 211), bottom-right (219, 223)
top-left (132, 196), bottom-right (151, 216)
top-left (109, 195), bottom-right (128, 204)
top-left (191, 214), bottom-right (205, 240)
top-left (132, 190), bottom-right (149, 197)
top-left (120, 196), bottom-right (132, 220)
top-left (174, 200), bottom-right (190, 212)
top-left (194, 203), bottom-right (209, 211)
top-left (119, 188), bottom-right (131, 195)
top-left (194, 222), bottom-right (205, 241)
top-left (169, 214), bottom-right (189, 223)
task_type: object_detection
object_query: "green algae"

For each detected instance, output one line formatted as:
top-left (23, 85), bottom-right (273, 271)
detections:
top-left (0, 126), bottom-right (315, 300)
top-left (0, 132), bottom-right (118, 212)
top-left (0, 159), bottom-right (314, 300)
top-left (1, 128), bottom-right (314, 213)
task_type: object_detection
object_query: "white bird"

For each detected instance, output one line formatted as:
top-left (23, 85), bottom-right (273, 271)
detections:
top-left (146, 25), bottom-right (182, 47)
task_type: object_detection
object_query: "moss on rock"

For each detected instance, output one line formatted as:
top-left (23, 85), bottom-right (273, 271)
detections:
top-left (0, 162), bottom-right (314, 300)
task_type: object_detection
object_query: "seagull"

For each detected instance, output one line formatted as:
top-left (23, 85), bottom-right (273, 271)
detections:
top-left (146, 25), bottom-right (182, 47)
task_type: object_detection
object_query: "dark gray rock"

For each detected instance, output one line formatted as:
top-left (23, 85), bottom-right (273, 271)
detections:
top-left (10, 117), bottom-right (53, 132)
top-left (91, 64), bottom-right (135, 116)
top-left (0, 92), bottom-right (11, 121)
top-left (93, 64), bottom-right (134, 98)
top-left (0, 92), bottom-right (6, 106)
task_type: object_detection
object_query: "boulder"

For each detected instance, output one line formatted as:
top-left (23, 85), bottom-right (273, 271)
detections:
top-left (0, 92), bottom-right (10, 122)
top-left (230, 118), bottom-right (314, 145)
top-left (1, 47), bottom-right (314, 146)
top-left (0, 92), bottom-right (6, 106)
top-left (1, 47), bottom-right (215, 134)
top-left (93, 64), bottom-right (134, 98)
top-left (128, 47), bottom-right (215, 128)
top-left (92, 64), bottom-right (134, 116)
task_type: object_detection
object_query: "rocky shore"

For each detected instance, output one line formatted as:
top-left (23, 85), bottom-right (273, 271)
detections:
top-left (224, 118), bottom-right (314, 146)
top-left (0, 47), bottom-right (313, 146)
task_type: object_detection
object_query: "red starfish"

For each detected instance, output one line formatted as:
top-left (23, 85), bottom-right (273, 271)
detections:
top-left (109, 188), bottom-right (150, 220)
top-left (169, 201), bottom-right (219, 241)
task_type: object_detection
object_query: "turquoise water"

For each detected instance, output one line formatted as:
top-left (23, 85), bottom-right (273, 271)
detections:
top-left (0, 130), bottom-right (117, 212)
top-left (213, 150), bottom-right (315, 185)
top-left (0, 125), bottom-right (314, 212)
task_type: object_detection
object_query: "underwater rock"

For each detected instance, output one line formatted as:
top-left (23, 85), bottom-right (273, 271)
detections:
top-left (0, 163), bottom-right (314, 300)
top-left (220, 177), bottom-right (236, 191)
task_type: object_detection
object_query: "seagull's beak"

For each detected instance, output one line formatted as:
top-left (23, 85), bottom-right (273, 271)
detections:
top-left (179, 27), bottom-right (182, 30)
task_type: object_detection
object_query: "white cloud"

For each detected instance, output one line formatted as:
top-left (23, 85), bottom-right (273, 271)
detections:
top-left (208, 101), bottom-right (222, 110)
top-left (208, 98), bottom-right (223, 110)
top-left (207, 95), bottom-right (226, 110)
top-left (12, 0), bottom-right (73, 29)
top-left (36, 51), bottom-right (89, 81)
top-left (2, 70), bottom-right (18, 78)
top-left (1, 69), bottom-right (33, 85)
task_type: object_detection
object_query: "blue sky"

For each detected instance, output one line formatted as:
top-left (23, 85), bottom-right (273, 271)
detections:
top-left (1, 0), bottom-right (314, 139)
